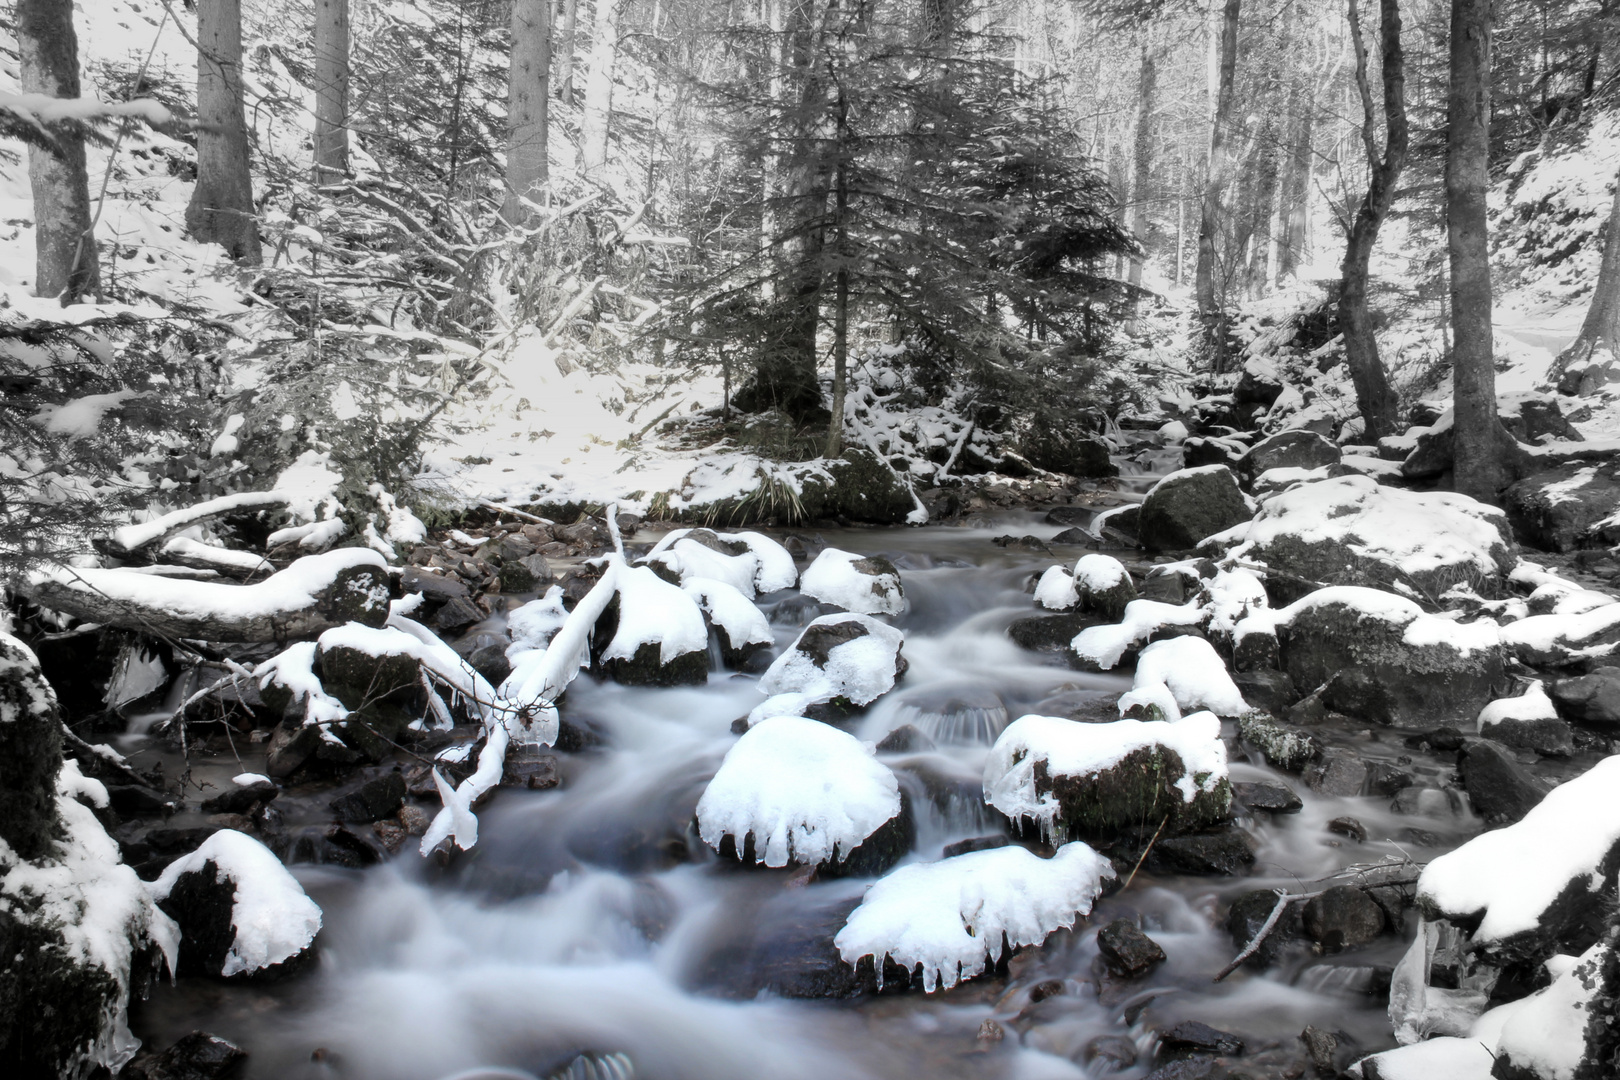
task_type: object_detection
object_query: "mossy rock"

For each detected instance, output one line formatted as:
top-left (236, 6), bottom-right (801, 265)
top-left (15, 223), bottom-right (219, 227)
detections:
top-left (798, 448), bottom-right (916, 525)
top-left (1026, 744), bottom-right (1232, 842)
top-left (314, 643), bottom-right (427, 760)
top-left (0, 903), bottom-right (125, 1079)
top-left (0, 635), bottom-right (64, 862)
top-left (312, 562), bottom-right (393, 630)
top-left (1236, 711), bottom-right (1322, 773)
top-left (1138, 466), bottom-right (1252, 552)
top-left (599, 641), bottom-right (709, 688)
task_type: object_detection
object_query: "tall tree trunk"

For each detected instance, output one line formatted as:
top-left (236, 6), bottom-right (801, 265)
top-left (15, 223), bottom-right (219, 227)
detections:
top-left (825, 93), bottom-right (849, 460)
top-left (1338, 0), bottom-right (1407, 441)
top-left (188, 0), bottom-right (261, 263)
top-left (1276, 68), bottom-right (1315, 284)
top-left (1196, 0), bottom-right (1241, 363)
top-left (1128, 47), bottom-right (1156, 291)
top-left (1447, 0), bottom-right (1515, 500)
top-left (17, 0), bottom-right (99, 302)
top-left (554, 0), bottom-right (579, 99)
top-left (1550, 162), bottom-right (1620, 393)
top-left (504, 0), bottom-right (551, 222)
top-left (312, 0), bottom-right (350, 180)
top-left (578, 0), bottom-right (625, 176)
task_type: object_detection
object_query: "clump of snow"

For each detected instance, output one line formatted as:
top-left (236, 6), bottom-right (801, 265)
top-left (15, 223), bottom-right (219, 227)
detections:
top-left (271, 450), bottom-right (344, 522)
top-left (1072, 598), bottom-right (1206, 669)
top-left (1500, 602), bottom-right (1620, 662)
top-left (1123, 637), bottom-right (1248, 717)
top-left (1275, 585), bottom-right (1502, 656)
top-left (598, 564), bottom-right (709, 666)
top-left (149, 829), bottom-right (322, 976)
top-left (1418, 754), bottom-right (1620, 941)
top-left (1033, 566), bottom-right (1077, 611)
top-left (799, 548), bottom-right (905, 616)
top-left (1203, 567), bottom-right (1270, 637)
top-left (646, 528), bottom-right (799, 593)
top-left (505, 586), bottom-right (571, 657)
top-left (1074, 554), bottom-right (1128, 592)
top-left (834, 841), bottom-right (1114, 992)
top-left (368, 484), bottom-right (428, 546)
top-left (266, 517), bottom-right (348, 552)
top-left (31, 389), bottom-right (136, 438)
top-left (983, 712), bottom-right (1228, 835)
top-left (696, 715), bottom-right (901, 868)
top-left (256, 641), bottom-right (349, 727)
top-left (683, 578), bottom-right (773, 652)
top-left (1478, 681), bottom-right (1559, 732)
top-left (159, 537), bottom-right (274, 575)
top-left (650, 538), bottom-right (760, 597)
top-left (758, 613), bottom-right (905, 706)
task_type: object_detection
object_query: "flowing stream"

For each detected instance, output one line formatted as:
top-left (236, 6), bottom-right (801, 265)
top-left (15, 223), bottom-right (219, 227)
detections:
top-left (125, 511), bottom-right (1481, 1080)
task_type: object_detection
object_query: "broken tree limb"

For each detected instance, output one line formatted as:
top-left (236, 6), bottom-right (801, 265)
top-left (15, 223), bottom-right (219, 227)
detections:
top-left (24, 549), bottom-right (391, 644)
top-left (1213, 888), bottom-right (1325, 982)
top-left (106, 490), bottom-right (292, 555)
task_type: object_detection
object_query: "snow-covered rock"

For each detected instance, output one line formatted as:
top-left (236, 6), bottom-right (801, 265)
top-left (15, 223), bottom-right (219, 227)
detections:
top-left (759, 614), bottom-right (906, 708)
top-left (151, 829), bottom-right (321, 978)
top-left (1137, 465), bottom-right (1253, 552)
top-left (696, 716), bottom-right (908, 875)
top-left (983, 713), bottom-right (1231, 841)
top-left (1235, 429), bottom-right (1341, 483)
top-left (1501, 603), bottom-right (1620, 667)
top-left (1033, 566), bottom-right (1078, 611)
top-left (1207, 475), bottom-right (1515, 602)
top-left (834, 841), bottom-right (1114, 992)
top-left (1271, 586), bottom-right (1504, 726)
top-left (1073, 554), bottom-right (1136, 620)
top-left (1121, 637), bottom-right (1249, 719)
top-left (1504, 462), bottom-right (1620, 553)
top-left (594, 564), bottom-right (710, 686)
top-left (1071, 598), bottom-right (1206, 670)
top-left (1478, 681), bottom-right (1573, 756)
top-left (798, 548), bottom-right (905, 616)
top-left (650, 536), bottom-right (760, 597)
top-left (683, 577), bottom-right (774, 668)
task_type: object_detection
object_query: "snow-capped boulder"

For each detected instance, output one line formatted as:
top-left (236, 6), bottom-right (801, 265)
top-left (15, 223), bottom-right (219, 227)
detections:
top-left (1071, 597), bottom-right (1206, 671)
top-left (1549, 667), bottom-right (1620, 728)
top-left (834, 841), bottom-right (1114, 992)
top-left (1504, 463), bottom-right (1620, 553)
top-left (2, 633), bottom-right (176, 1077)
top-left (1503, 606), bottom-right (1620, 667)
top-left (592, 564), bottom-right (710, 686)
top-left (647, 528), bottom-right (798, 592)
top-left (759, 613), bottom-right (906, 708)
top-left (1074, 554), bottom-right (1137, 620)
top-left (1272, 586), bottom-right (1504, 726)
top-left (1208, 475), bottom-right (1516, 603)
top-left (312, 624), bottom-right (430, 760)
top-left (1235, 429), bottom-right (1341, 483)
top-left (1033, 565), bottom-right (1078, 611)
top-left (650, 535), bottom-right (759, 597)
top-left (1137, 465), bottom-right (1253, 552)
top-left (1478, 682), bottom-right (1573, 757)
top-left (1120, 637), bottom-right (1249, 719)
top-left (799, 548), bottom-right (905, 616)
top-left (683, 578), bottom-right (774, 669)
top-left (983, 713), bottom-right (1231, 842)
top-left (696, 716), bottom-right (910, 876)
top-left (152, 829), bottom-right (322, 978)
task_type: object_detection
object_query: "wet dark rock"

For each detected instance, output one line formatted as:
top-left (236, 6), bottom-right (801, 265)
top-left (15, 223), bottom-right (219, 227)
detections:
top-left (1237, 712), bottom-right (1321, 772)
top-left (1549, 667), bottom-right (1620, 728)
top-left (291, 823), bottom-right (387, 868)
top-left (328, 771), bottom-right (407, 823)
top-left (596, 639), bottom-right (709, 688)
top-left (157, 858), bottom-right (310, 978)
top-left (1363, 761), bottom-right (1415, 797)
top-left (1458, 740), bottom-right (1549, 824)
top-left (1138, 466), bottom-right (1253, 552)
top-left (401, 566), bottom-right (470, 602)
top-left (1006, 611), bottom-right (1108, 653)
top-left (1096, 919), bottom-right (1167, 976)
top-left (316, 639), bottom-right (428, 760)
top-left (126, 1031), bottom-right (248, 1080)
top-left (941, 834), bottom-right (1010, 858)
top-left (465, 640), bottom-right (513, 687)
top-left (110, 782), bottom-right (181, 817)
top-left (1050, 527), bottom-right (1092, 545)
top-left (431, 595), bottom-right (487, 632)
top-left (1045, 506), bottom-right (1093, 527)
top-left (1486, 714), bottom-right (1576, 756)
top-left (1302, 886), bottom-right (1385, 950)
top-left (1083, 1034), bottom-right (1139, 1071)
top-left (694, 893), bottom-right (917, 999)
top-left (1151, 829), bottom-right (1257, 876)
top-left (1300, 1026), bottom-right (1359, 1078)
top-left (200, 781), bottom-right (276, 816)
top-left (1028, 978), bottom-right (1067, 1003)
top-left (992, 534), bottom-right (1052, 554)
top-left (1306, 748), bottom-right (1368, 797)
top-left (1142, 1060), bottom-right (1219, 1080)
top-left (144, 825), bottom-right (219, 856)
top-left (1183, 435), bottom-right (1248, 469)
top-left (796, 448), bottom-right (919, 524)
top-left (0, 634), bottom-right (66, 861)
top-left (1406, 726), bottom-right (1467, 753)
top-left (1226, 889), bottom-right (1305, 969)
top-left (875, 724), bottom-right (933, 753)
top-left (1157, 1020), bottom-right (1245, 1059)
top-left (501, 749), bottom-right (560, 790)
top-left (1326, 816), bottom-right (1367, 843)
top-left (1020, 431), bottom-right (1118, 479)
top-left (499, 553), bottom-right (553, 594)
top-left (1019, 743), bottom-right (1233, 841)
top-left (1236, 430), bottom-right (1341, 484)
top-left (1233, 669), bottom-right (1295, 715)
top-left (1232, 780), bottom-right (1303, 814)
top-left (1504, 463), bottom-right (1620, 553)
top-left (1390, 785), bottom-right (1462, 817)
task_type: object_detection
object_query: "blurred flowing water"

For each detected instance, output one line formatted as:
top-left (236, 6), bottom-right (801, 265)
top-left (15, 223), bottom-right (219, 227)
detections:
top-left (129, 510), bottom-right (1474, 1080)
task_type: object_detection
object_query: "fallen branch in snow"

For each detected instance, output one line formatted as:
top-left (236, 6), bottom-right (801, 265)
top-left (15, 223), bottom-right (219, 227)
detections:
top-left (1212, 888), bottom-right (1326, 982)
top-left (475, 497), bottom-right (549, 524)
top-left (105, 491), bottom-right (292, 555)
top-left (940, 419), bottom-right (975, 478)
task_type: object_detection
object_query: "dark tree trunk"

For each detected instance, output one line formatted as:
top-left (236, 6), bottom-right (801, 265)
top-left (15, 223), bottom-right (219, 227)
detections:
top-left (0, 634), bottom-right (64, 864)
top-left (1339, 0), bottom-right (1408, 441)
top-left (1276, 60), bottom-right (1315, 284)
top-left (312, 0), bottom-right (350, 180)
top-left (17, 0), bottom-right (99, 302)
top-left (554, 0), bottom-right (578, 99)
top-left (1244, 116), bottom-right (1280, 298)
top-left (825, 90), bottom-right (850, 459)
top-left (504, 0), bottom-right (552, 223)
top-left (188, 0), bottom-right (261, 263)
top-left (1128, 48), bottom-right (1157, 291)
top-left (1196, 0), bottom-right (1241, 364)
top-left (1447, 0), bottom-right (1517, 500)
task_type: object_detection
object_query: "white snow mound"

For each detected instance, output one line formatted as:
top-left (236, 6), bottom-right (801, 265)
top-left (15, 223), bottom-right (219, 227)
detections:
top-left (799, 548), bottom-right (905, 616)
top-left (1478, 681), bottom-right (1559, 732)
top-left (1124, 636), bottom-right (1249, 717)
top-left (150, 829), bottom-right (321, 976)
top-left (1033, 566), bottom-right (1077, 611)
top-left (758, 613), bottom-right (905, 707)
top-left (696, 715), bottom-right (901, 868)
top-left (835, 841), bottom-right (1114, 992)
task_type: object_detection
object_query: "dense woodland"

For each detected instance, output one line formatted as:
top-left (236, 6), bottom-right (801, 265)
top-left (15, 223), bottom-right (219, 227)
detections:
top-left (10, 1), bottom-right (1620, 1079)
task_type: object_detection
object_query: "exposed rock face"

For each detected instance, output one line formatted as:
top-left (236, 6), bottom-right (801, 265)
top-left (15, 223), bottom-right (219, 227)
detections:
top-left (1226, 889), bottom-right (1304, 970)
top-left (1457, 741), bottom-right (1549, 825)
top-left (1550, 667), bottom-right (1620, 728)
top-left (1096, 919), bottom-right (1166, 976)
top-left (1138, 466), bottom-right (1253, 552)
top-left (1235, 430), bottom-right (1341, 484)
top-left (1303, 886), bottom-right (1386, 950)
top-left (1275, 588), bottom-right (1504, 727)
top-left (1019, 429), bottom-right (1118, 478)
top-left (1504, 463), bottom-right (1620, 553)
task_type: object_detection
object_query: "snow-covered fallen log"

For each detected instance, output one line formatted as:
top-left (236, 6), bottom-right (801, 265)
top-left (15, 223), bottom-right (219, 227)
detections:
top-left (105, 491), bottom-right (293, 555)
top-left (24, 549), bottom-right (391, 643)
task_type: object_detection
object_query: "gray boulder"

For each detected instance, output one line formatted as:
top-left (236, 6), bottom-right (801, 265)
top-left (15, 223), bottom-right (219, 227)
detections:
top-left (1236, 430), bottom-right (1341, 484)
top-left (1505, 462), bottom-right (1620, 553)
top-left (1138, 466), bottom-right (1253, 552)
